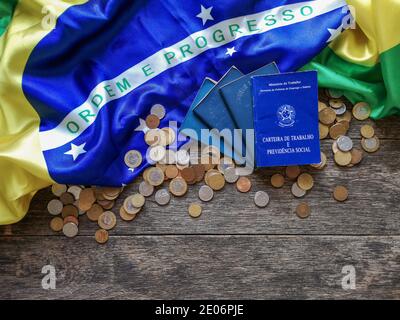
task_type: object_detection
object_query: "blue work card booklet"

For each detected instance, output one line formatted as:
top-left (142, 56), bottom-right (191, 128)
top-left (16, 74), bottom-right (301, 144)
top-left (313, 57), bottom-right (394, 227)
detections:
top-left (252, 71), bottom-right (321, 167)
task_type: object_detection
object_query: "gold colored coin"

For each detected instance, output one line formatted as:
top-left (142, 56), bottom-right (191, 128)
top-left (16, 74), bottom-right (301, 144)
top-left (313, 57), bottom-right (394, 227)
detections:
top-left (147, 167), bottom-right (165, 186)
top-left (329, 99), bottom-right (345, 109)
top-left (188, 203), bottom-right (202, 218)
top-left (318, 101), bottom-right (328, 112)
top-left (329, 122), bottom-right (348, 139)
top-left (310, 152), bottom-right (327, 170)
top-left (286, 166), bottom-right (301, 180)
top-left (350, 148), bottom-right (363, 165)
top-left (360, 125), bottom-right (375, 139)
top-left (124, 150), bottom-right (142, 168)
top-left (98, 211), bottom-right (117, 230)
top-left (333, 186), bottom-right (349, 202)
top-left (169, 177), bottom-right (188, 197)
top-left (336, 111), bottom-right (352, 123)
top-left (165, 165), bottom-right (179, 179)
top-left (131, 193), bottom-right (145, 208)
top-left (319, 123), bottom-right (329, 140)
top-left (87, 203), bottom-right (104, 222)
top-left (145, 129), bottom-right (162, 146)
top-left (95, 229), bottom-right (109, 244)
top-left (78, 188), bottom-right (96, 212)
top-left (271, 174), bottom-right (285, 188)
top-left (146, 114), bottom-right (160, 129)
top-left (297, 173), bottom-right (314, 191)
top-left (296, 203), bottom-right (311, 219)
top-left (353, 102), bottom-right (371, 120)
top-left (51, 184), bottom-right (67, 197)
top-left (123, 196), bottom-right (142, 215)
top-left (161, 127), bottom-right (176, 146)
top-left (334, 151), bottom-right (352, 166)
top-left (207, 171), bottom-right (225, 191)
top-left (319, 107), bottom-right (336, 125)
top-left (361, 136), bottom-right (380, 153)
top-left (332, 141), bottom-right (339, 154)
top-left (49, 217), bottom-right (64, 232)
top-left (119, 206), bottom-right (137, 222)
top-left (236, 177), bottom-right (252, 193)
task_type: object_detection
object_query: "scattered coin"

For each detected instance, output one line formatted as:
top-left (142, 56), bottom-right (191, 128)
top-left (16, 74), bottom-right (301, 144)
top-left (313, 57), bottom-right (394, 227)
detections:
top-left (296, 203), bottom-right (311, 219)
top-left (224, 167), bottom-right (239, 184)
top-left (63, 222), bottom-right (79, 238)
top-left (291, 182), bottom-right (306, 198)
top-left (254, 191), bottom-right (270, 208)
top-left (47, 199), bottom-right (63, 216)
top-left (51, 184), bottom-right (67, 197)
top-left (49, 217), bottom-right (64, 232)
top-left (161, 127), bottom-right (176, 146)
top-left (176, 149), bottom-right (190, 166)
top-left (361, 136), bottom-right (380, 153)
top-left (123, 196), bottom-right (142, 215)
top-left (334, 104), bottom-right (347, 116)
top-left (169, 177), bottom-right (188, 197)
top-left (318, 101), bottom-right (328, 112)
top-left (198, 185), bottom-right (214, 202)
top-left (131, 193), bottom-right (145, 208)
top-left (64, 215), bottom-right (79, 226)
top-left (350, 148), bottom-right (363, 165)
top-left (353, 102), bottom-right (371, 120)
top-left (329, 99), bottom-right (345, 109)
top-left (119, 206), bottom-right (137, 222)
top-left (155, 189), bottom-right (171, 206)
top-left (319, 123), bottom-right (329, 139)
top-left (333, 186), bottom-right (349, 202)
top-left (297, 173), bottom-right (314, 191)
top-left (193, 164), bottom-right (206, 182)
top-left (360, 125), bottom-right (375, 139)
top-left (124, 150), bottom-right (142, 168)
top-left (98, 211), bottom-right (117, 230)
top-left (337, 110), bottom-right (352, 123)
top-left (236, 177), bottom-right (252, 193)
top-left (217, 157), bottom-right (234, 174)
top-left (139, 181), bottom-right (154, 197)
top-left (145, 129), bottom-right (162, 146)
top-left (151, 104), bottom-right (166, 119)
top-left (147, 167), bottom-right (165, 186)
top-left (271, 174), bottom-right (285, 188)
top-left (332, 141), bottom-right (339, 154)
top-left (165, 165), bottom-right (179, 179)
top-left (149, 146), bottom-right (166, 163)
top-left (181, 167), bottom-right (196, 183)
top-left (286, 166), bottom-right (301, 180)
top-left (78, 188), bottom-right (96, 211)
top-left (188, 203), bottom-right (202, 218)
top-left (146, 114), bottom-right (160, 129)
top-left (67, 186), bottom-right (82, 200)
top-left (329, 122), bottom-right (348, 139)
top-left (310, 152), bottom-right (327, 170)
top-left (86, 203), bottom-right (104, 222)
top-left (60, 192), bottom-right (75, 205)
top-left (95, 229), bottom-right (109, 244)
top-left (164, 149), bottom-right (177, 164)
top-left (337, 136), bottom-right (353, 152)
top-left (334, 151), bottom-right (352, 166)
top-left (319, 108), bottom-right (337, 125)
top-left (62, 204), bottom-right (79, 218)
top-left (207, 171), bottom-right (225, 191)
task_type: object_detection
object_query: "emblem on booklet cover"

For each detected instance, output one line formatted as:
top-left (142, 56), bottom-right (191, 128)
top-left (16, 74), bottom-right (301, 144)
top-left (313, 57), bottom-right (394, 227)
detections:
top-left (277, 104), bottom-right (296, 128)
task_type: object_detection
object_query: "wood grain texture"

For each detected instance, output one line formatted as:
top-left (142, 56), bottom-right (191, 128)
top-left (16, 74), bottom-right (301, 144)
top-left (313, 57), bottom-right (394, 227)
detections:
top-left (0, 236), bottom-right (399, 300)
top-left (0, 117), bottom-right (399, 299)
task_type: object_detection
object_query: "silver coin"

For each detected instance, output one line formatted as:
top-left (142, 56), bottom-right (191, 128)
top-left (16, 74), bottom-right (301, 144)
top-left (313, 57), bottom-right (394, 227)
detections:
top-left (155, 189), bottom-right (171, 206)
top-left (337, 136), bottom-right (353, 152)
top-left (291, 182), bottom-right (306, 198)
top-left (198, 185), bottom-right (214, 202)
top-left (254, 191), bottom-right (270, 208)
top-left (149, 146), bottom-right (166, 163)
top-left (63, 222), bottom-right (78, 238)
top-left (335, 104), bottom-right (347, 115)
top-left (139, 181), bottom-right (154, 197)
top-left (67, 186), bottom-right (82, 200)
top-left (151, 104), bottom-right (166, 120)
top-left (224, 167), bottom-right (239, 184)
top-left (47, 199), bottom-right (63, 216)
top-left (176, 149), bottom-right (190, 166)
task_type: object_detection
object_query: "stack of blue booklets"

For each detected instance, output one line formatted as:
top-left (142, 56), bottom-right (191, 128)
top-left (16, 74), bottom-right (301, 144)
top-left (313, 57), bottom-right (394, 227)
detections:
top-left (179, 63), bottom-right (321, 168)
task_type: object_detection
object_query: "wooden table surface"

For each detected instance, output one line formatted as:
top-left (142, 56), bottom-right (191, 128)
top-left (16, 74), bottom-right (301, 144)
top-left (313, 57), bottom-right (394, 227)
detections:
top-left (1, 116), bottom-right (399, 300)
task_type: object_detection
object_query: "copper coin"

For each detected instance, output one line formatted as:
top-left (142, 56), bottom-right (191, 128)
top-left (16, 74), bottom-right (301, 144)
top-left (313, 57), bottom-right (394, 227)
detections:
top-left (98, 199), bottom-right (115, 210)
top-left (63, 215), bottom-right (79, 226)
top-left (61, 205), bottom-right (79, 218)
top-left (333, 186), bottom-right (349, 202)
top-left (60, 192), bottom-right (75, 205)
top-left (207, 171), bottom-right (225, 191)
top-left (193, 164), bottom-right (205, 182)
top-left (329, 122), bottom-right (348, 139)
top-left (78, 188), bottom-right (96, 211)
top-left (165, 165), bottom-right (179, 179)
top-left (95, 229), bottom-right (109, 244)
top-left (337, 111), bottom-right (352, 123)
top-left (350, 148), bottom-right (363, 165)
top-left (98, 211), bottom-right (117, 230)
top-left (271, 174), bottom-right (285, 188)
top-left (360, 125), bottom-right (375, 139)
top-left (319, 108), bottom-right (336, 125)
top-left (181, 167), bottom-right (196, 183)
top-left (87, 203), bottom-right (104, 222)
top-left (49, 217), bottom-right (64, 232)
top-left (297, 173), bottom-right (314, 191)
top-left (236, 177), bottom-right (251, 193)
top-left (318, 101), bottom-right (328, 112)
top-left (285, 166), bottom-right (301, 180)
top-left (119, 206), bottom-right (137, 222)
top-left (296, 203), bottom-right (311, 219)
top-left (146, 114), bottom-right (160, 129)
